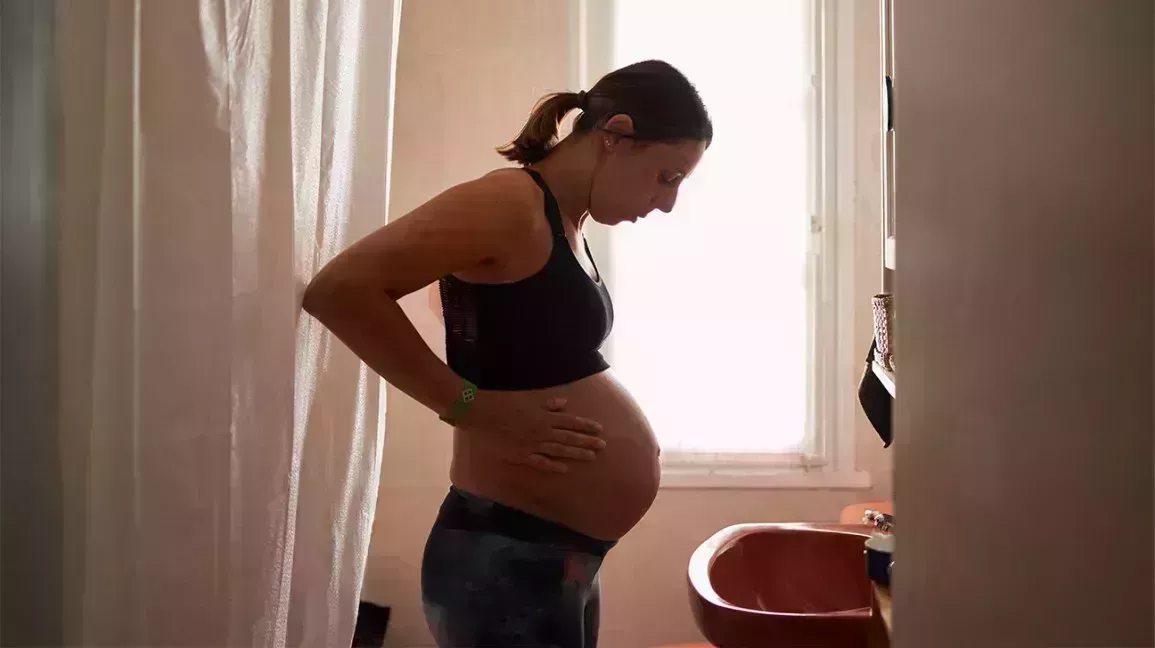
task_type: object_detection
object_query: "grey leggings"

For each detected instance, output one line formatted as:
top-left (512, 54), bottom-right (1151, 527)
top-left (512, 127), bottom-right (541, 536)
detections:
top-left (421, 487), bottom-right (616, 648)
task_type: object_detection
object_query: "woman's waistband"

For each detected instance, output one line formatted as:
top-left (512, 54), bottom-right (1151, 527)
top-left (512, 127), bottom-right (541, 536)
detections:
top-left (433, 486), bottom-right (617, 557)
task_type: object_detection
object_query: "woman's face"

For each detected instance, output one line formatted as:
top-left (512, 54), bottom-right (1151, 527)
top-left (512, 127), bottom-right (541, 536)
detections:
top-left (587, 120), bottom-right (707, 226)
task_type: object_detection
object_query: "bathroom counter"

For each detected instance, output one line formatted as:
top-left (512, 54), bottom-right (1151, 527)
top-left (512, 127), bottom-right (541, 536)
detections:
top-left (869, 583), bottom-right (892, 647)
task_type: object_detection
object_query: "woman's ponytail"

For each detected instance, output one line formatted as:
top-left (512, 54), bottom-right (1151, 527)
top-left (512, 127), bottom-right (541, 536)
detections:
top-left (496, 91), bottom-right (585, 165)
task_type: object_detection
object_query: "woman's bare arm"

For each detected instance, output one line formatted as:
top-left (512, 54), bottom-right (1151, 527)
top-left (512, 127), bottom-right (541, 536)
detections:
top-left (302, 170), bottom-right (543, 415)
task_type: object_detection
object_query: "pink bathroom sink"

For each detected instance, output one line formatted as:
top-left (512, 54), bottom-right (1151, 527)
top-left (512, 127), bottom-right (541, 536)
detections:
top-left (688, 524), bottom-right (874, 647)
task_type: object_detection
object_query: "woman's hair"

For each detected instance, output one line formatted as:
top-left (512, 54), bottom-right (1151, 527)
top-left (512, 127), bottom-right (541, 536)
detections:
top-left (497, 60), bottom-right (712, 165)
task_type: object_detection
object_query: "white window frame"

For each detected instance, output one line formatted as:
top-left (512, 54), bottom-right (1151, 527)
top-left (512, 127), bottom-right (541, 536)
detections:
top-left (571, 0), bottom-right (872, 489)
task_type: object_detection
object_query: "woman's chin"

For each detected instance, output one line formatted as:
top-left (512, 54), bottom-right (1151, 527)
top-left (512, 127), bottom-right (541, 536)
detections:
top-left (594, 213), bottom-right (637, 226)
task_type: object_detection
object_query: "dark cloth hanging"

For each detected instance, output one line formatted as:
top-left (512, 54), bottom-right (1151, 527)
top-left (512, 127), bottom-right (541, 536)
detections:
top-left (858, 339), bottom-right (893, 447)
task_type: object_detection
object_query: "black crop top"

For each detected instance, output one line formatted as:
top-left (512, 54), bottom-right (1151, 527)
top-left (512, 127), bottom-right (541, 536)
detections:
top-left (438, 169), bottom-right (614, 390)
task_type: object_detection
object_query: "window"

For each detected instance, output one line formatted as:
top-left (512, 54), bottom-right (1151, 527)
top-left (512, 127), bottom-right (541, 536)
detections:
top-left (581, 0), bottom-right (866, 486)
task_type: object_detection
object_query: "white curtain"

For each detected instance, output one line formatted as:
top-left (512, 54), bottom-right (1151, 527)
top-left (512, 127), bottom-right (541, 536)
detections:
top-left (26, 0), bottom-right (401, 645)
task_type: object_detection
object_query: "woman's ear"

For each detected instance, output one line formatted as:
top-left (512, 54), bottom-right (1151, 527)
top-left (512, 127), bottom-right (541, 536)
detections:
top-left (601, 114), bottom-right (636, 142)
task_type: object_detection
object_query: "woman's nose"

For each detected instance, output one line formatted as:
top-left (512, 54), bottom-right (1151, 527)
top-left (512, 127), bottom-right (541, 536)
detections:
top-left (656, 189), bottom-right (678, 214)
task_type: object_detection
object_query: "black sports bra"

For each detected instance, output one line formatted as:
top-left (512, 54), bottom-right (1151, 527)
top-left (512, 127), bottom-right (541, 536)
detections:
top-left (438, 169), bottom-right (614, 390)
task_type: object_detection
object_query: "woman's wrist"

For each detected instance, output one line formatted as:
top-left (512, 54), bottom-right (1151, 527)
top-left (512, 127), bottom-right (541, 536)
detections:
top-left (439, 378), bottom-right (479, 426)
top-left (400, 364), bottom-right (471, 422)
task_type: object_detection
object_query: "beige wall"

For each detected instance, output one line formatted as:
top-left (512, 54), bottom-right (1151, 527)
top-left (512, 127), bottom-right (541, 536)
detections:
top-left (893, 0), bottom-right (1154, 646)
top-left (360, 3), bottom-right (891, 646)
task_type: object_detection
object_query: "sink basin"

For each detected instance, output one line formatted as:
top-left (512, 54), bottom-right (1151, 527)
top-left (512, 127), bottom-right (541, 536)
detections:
top-left (688, 523), bottom-right (874, 647)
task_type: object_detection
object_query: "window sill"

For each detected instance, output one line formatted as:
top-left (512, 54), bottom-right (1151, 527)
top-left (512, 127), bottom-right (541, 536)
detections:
top-left (659, 467), bottom-right (873, 490)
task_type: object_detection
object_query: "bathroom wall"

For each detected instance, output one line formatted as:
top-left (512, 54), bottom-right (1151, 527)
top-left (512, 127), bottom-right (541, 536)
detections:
top-left (893, 0), bottom-right (1154, 645)
top-left (360, 2), bottom-right (891, 646)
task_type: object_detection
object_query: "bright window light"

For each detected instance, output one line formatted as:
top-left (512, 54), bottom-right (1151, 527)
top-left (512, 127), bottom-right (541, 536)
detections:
top-left (607, 1), bottom-right (815, 454)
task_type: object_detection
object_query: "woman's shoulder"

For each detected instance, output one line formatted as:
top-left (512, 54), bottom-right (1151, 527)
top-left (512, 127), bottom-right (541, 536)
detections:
top-left (441, 167), bottom-right (543, 232)
top-left (476, 167), bottom-right (539, 202)
top-left (395, 166), bottom-right (545, 242)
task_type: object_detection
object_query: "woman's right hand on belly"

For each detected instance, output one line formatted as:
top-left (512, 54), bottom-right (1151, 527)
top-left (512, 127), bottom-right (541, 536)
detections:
top-left (457, 392), bottom-right (607, 474)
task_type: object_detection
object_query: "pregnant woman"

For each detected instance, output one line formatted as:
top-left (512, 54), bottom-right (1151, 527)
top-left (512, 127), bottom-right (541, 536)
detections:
top-left (303, 59), bottom-right (711, 647)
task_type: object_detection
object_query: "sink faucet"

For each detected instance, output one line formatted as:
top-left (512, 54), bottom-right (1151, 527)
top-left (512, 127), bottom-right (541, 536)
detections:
top-left (863, 510), bottom-right (893, 533)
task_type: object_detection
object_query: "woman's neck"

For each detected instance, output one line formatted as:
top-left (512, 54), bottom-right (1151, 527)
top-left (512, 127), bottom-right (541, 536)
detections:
top-left (528, 137), bottom-right (596, 232)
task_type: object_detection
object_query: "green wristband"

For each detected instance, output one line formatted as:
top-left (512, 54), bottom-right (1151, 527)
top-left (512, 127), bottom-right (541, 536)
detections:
top-left (439, 379), bottom-right (478, 426)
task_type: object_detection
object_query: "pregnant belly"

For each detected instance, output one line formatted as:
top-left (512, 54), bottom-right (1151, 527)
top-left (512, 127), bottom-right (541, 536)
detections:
top-left (449, 370), bottom-right (661, 541)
